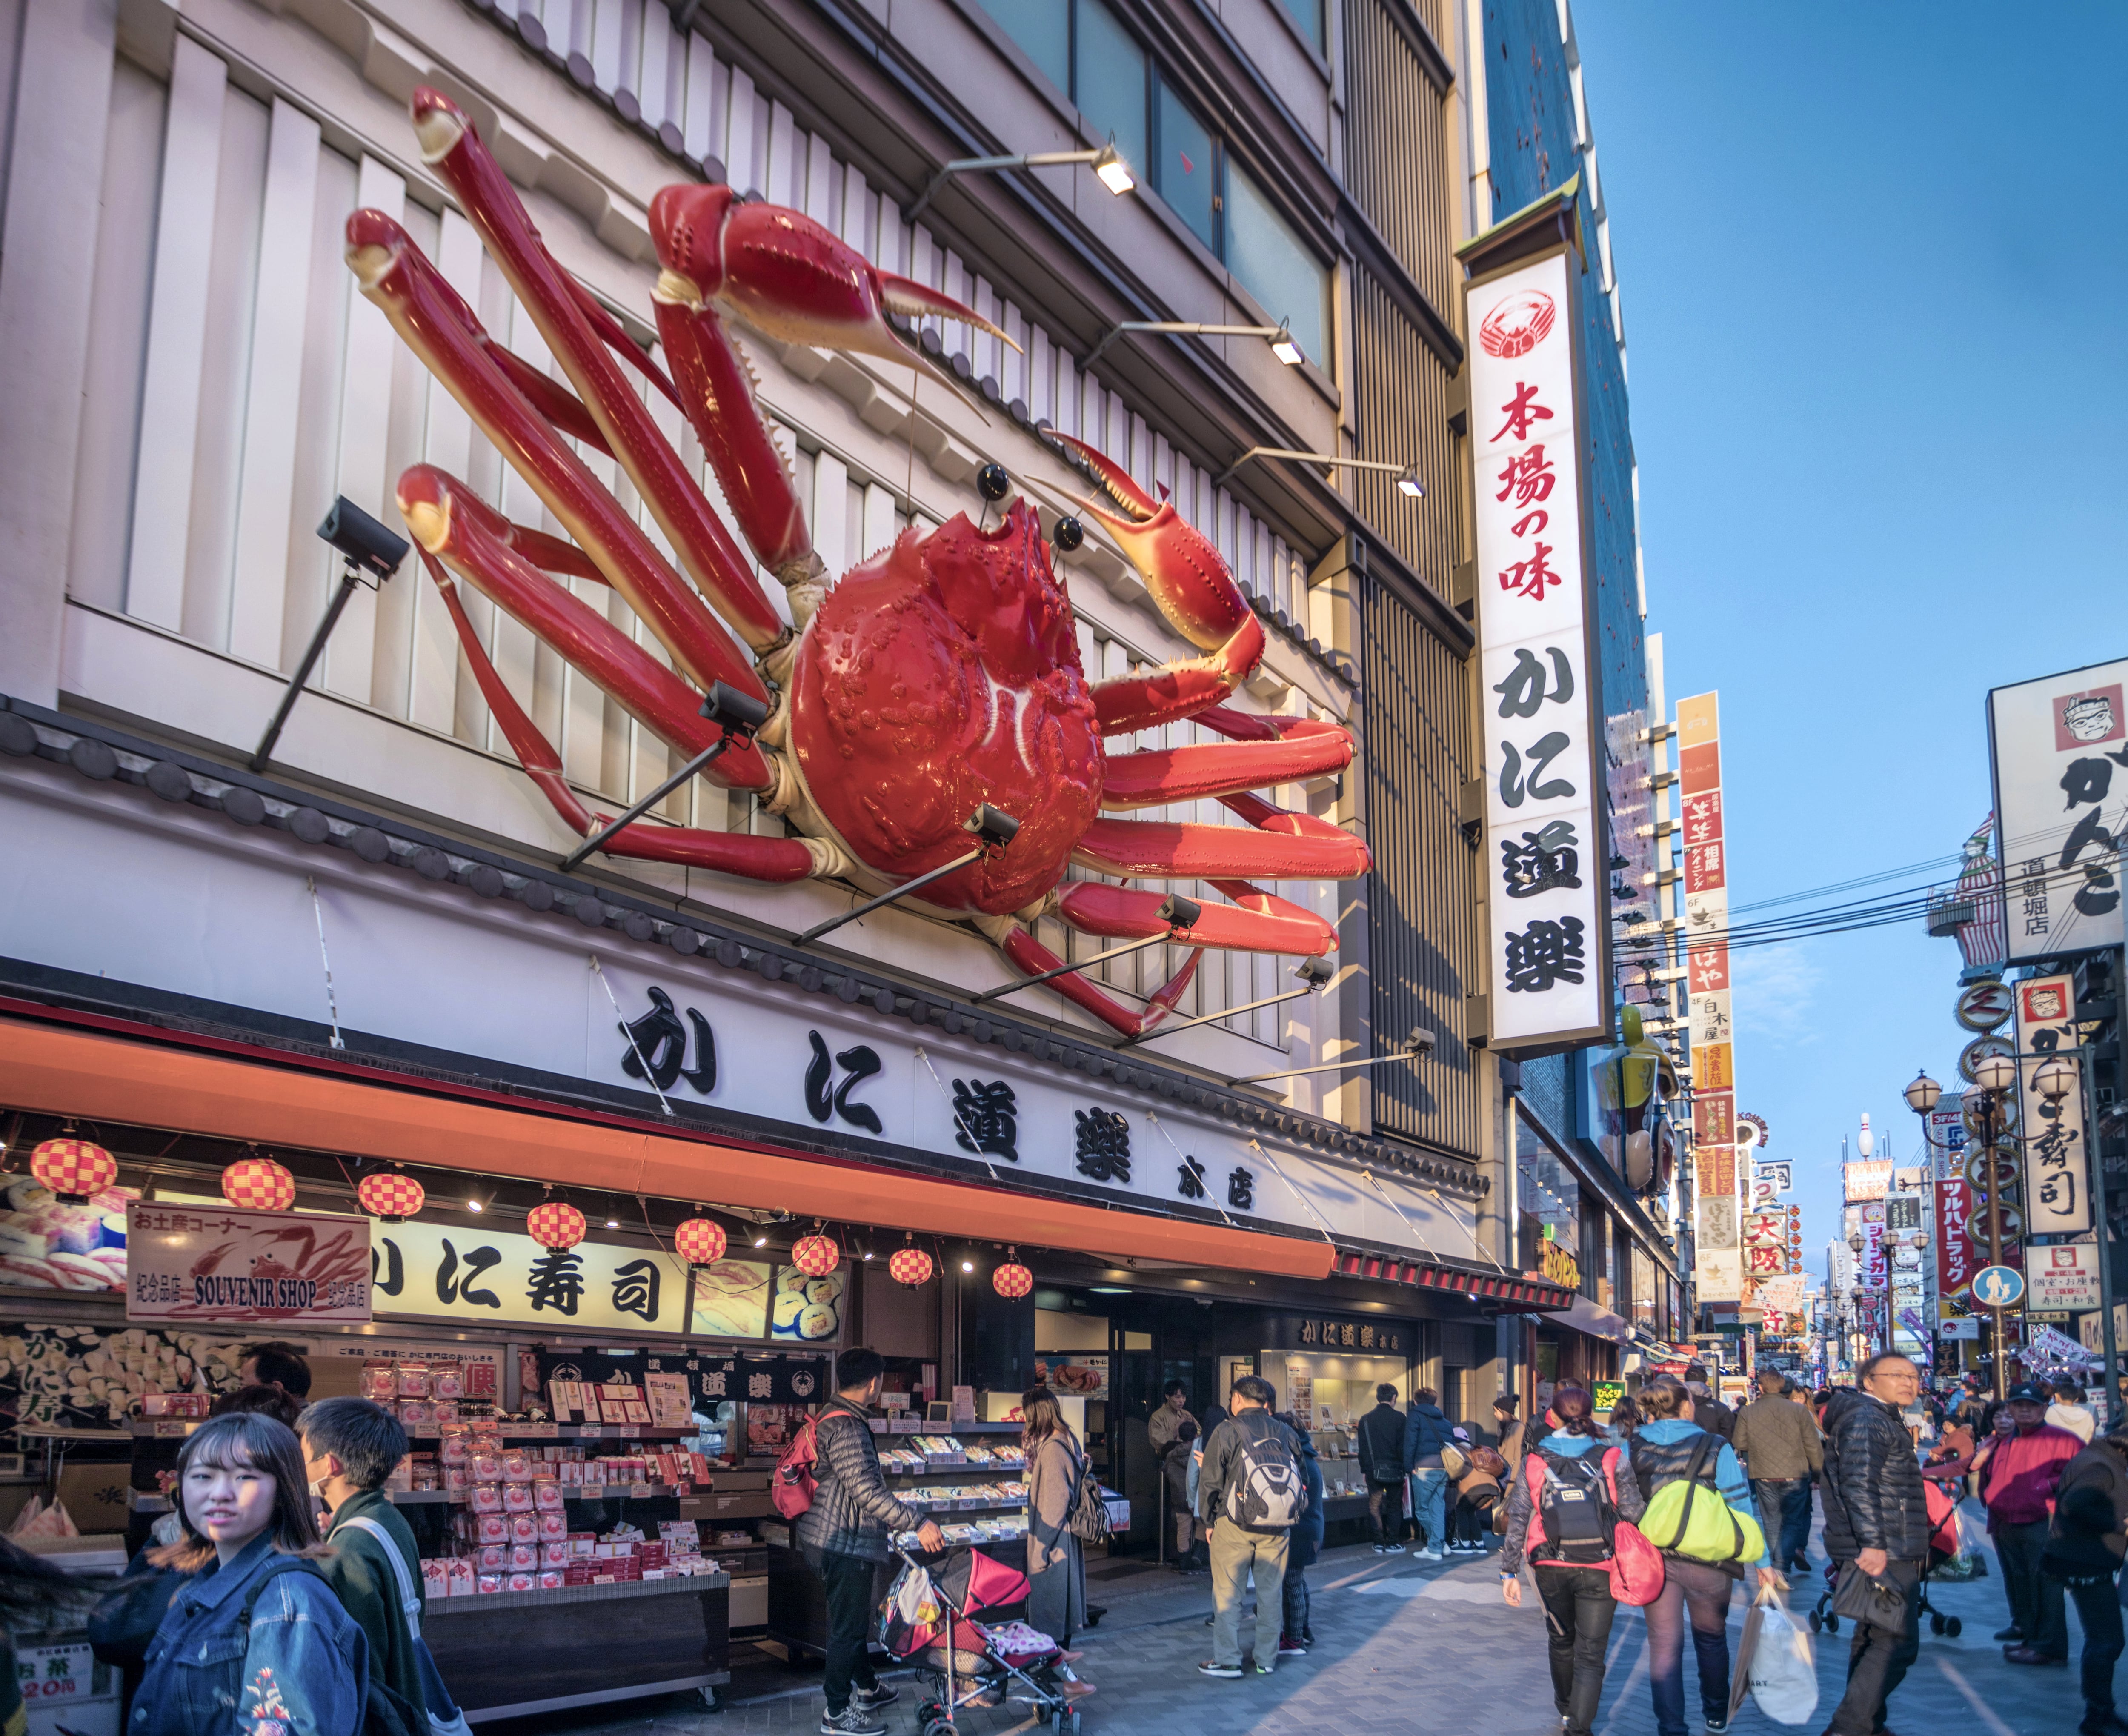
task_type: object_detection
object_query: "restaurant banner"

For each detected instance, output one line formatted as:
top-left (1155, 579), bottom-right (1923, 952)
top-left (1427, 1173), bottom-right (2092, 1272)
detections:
top-left (1467, 245), bottom-right (1610, 1049)
top-left (2015, 974), bottom-right (2090, 1235)
top-left (371, 1219), bottom-right (690, 1336)
top-left (127, 1202), bottom-right (371, 1326)
top-left (1681, 694), bottom-right (1741, 1304)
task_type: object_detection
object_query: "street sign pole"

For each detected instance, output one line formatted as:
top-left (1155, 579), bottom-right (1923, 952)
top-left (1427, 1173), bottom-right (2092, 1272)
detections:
top-left (1982, 1089), bottom-right (2007, 1401)
top-left (2090, 1011), bottom-right (2122, 1427)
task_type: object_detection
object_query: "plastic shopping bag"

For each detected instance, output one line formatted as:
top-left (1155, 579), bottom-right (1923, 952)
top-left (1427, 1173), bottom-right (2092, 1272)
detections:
top-left (1746, 1599), bottom-right (1819, 1726)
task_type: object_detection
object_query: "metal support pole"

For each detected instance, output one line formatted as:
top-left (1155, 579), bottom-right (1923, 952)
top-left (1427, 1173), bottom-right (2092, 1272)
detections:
top-left (250, 564), bottom-right (363, 772)
top-left (561, 735), bottom-right (737, 872)
top-left (2091, 991), bottom-right (2122, 1425)
top-left (1115, 983), bottom-right (1317, 1047)
top-left (1984, 1090), bottom-right (2007, 1401)
top-left (968, 929), bottom-right (1178, 1002)
top-left (794, 848), bottom-right (985, 947)
top-left (1229, 1051), bottom-right (1424, 1086)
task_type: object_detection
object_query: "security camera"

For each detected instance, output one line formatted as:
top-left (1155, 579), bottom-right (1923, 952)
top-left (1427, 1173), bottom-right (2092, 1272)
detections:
top-left (1406, 1026), bottom-right (1438, 1058)
top-left (316, 496), bottom-right (409, 581)
top-left (1158, 892), bottom-right (1204, 930)
top-left (698, 680), bottom-right (770, 736)
top-left (1293, 956), bottom-right (1336, 989)
top-left (964, 804), bottom-right (1021, 850)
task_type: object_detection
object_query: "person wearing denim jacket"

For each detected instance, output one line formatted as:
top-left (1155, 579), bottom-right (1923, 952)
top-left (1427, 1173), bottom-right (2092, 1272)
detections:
top-left (132, 1412), bottom-right (367, 1736)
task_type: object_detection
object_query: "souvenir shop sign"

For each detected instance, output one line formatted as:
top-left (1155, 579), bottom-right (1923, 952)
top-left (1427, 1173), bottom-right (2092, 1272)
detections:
top-left (371, 1220), bottom-right (690, 1336)
top-left (126, 1203), bottom-right (370, 1326)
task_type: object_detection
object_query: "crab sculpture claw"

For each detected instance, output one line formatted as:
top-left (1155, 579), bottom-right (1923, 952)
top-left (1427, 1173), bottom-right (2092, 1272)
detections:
top-left (649, 184), bottom-right (1012, 385)
top-left (1053, 432), bottom-right (1267, 736)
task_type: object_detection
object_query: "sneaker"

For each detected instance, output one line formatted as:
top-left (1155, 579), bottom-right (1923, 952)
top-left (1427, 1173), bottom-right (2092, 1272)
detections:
top-left (851, 1685), bottom-right (898, 1710)
top-left (1384, 1541), bottom-right (1405, 1553)
top-left (1419, 1546), bottom-right (1446, 1561)
top-left (819, 1709), bottom-right (887, 1736)
top-left (1279, 1636), bottom-right (1308, 1656)
top-left (1199, 1661), bottom-right (1244, 1679)
top-left (1372, 1542), bottom-right (1388, 1553)
top-left (1705, 1715), bottom-right (1729, 1734)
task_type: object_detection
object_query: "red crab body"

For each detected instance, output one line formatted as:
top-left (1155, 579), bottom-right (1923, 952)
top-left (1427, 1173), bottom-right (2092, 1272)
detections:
top-left (789, 504), bottom-right (1101, 917)
top-left (363, 90), bottom-right (1372, 1039)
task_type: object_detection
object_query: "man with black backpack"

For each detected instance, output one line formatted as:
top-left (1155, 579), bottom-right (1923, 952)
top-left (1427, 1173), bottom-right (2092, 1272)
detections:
top-left (1197, 1374), bottom-right (1306, 1681)
top-left (793, 1349), bottom-right (947, 1736)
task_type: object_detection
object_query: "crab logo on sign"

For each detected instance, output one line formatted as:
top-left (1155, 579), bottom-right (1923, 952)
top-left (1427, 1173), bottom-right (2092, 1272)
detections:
top-left (1479, 290), bottom-right (1557, 359)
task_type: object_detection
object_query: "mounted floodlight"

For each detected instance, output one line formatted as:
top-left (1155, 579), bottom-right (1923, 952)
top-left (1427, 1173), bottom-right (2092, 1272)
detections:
top-left (1270, 320), bottom-right (1305, 367)
top-left (795, 804), bottom-right (1021, 946)
top-left (251, 497), bottom-right (412, 771)
top-left (1093, 140), bottom-right (1136, 195)
top-left (1395, 466), bottom-right (1426, 499)
top-left (1118, 950), bottom-right (1342, 1049)
top-left (562, 679), bottom-right (770, 872)
top-left (906, 141), bottom-right (1136, 223)
top-left (971, 892), bottom-right (1204, 1004)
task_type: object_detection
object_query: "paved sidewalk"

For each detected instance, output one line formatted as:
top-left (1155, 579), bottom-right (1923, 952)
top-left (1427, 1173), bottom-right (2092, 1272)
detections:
top-left (526, 1501), bottom-right (2097, 1736)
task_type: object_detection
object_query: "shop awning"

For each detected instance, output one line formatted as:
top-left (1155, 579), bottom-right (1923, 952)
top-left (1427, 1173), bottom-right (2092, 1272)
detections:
top-left (0, 1014), bottom-right (1335, 1282)
top-left (1547, 1293), bottom-right (1635, 1345)
top-left (1327, 1248), bottom-right (1576, 1313)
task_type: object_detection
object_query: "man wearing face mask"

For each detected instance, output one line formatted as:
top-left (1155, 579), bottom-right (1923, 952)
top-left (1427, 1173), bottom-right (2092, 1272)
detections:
top-left (298, 1398), bottom-right (431, 1718)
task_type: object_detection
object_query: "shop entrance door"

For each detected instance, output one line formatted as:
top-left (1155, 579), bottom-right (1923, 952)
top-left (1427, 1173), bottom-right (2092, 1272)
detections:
top-left (1113, 1347), bottom-right (1161, 1554)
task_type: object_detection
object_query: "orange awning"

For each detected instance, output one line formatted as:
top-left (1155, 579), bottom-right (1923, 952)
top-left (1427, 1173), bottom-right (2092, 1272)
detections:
top-left (0, 1015), bottom-right (1334, 1281)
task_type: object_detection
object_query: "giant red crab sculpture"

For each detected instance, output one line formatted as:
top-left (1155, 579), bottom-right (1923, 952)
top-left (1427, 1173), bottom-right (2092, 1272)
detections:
top-left (348, 90), bottom-right (1369, 1038)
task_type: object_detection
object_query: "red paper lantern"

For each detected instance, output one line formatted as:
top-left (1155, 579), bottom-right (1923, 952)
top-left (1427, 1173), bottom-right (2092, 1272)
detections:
top-left (222, 1156), bottom-right (297, 1212)
top-left (889, 1245), bottom-right (935, 1288)
top-left (357, 1171), bottom-right (426, 1222)
top-left (30, 1138), bottom-right (117, 1204)
top-left (790, 1233), bottom-right (840, 1277)
top-left (674, 1218), bottom-right (728, 1266)
top-left (526, 1201), bottom-right (587, 1250)
top-left (992, 1251), bottom-right (1033, 1299)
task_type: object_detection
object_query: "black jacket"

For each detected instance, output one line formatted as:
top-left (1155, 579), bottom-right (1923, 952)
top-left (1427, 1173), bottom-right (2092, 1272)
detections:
top-left (794, 1401), bottom-right (921, 1562)
top-left (1356, 1403), bottom-right (1405, 1485)
top-left (2043, 1440), bottom-right (2128, 1582)
top-left (1819, 1388), bottom-right (1930, 1563)
top-left (1690, 1393), bottom-right (1736, 1443)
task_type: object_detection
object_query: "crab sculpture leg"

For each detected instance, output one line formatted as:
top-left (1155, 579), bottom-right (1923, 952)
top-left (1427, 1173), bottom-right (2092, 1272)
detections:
top-left (359, 90), bottom-right (1369, 1043)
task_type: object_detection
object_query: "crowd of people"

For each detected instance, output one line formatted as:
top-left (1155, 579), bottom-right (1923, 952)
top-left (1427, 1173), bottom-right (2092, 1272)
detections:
top-left (6, 1340), bottom-right (2123, 1736)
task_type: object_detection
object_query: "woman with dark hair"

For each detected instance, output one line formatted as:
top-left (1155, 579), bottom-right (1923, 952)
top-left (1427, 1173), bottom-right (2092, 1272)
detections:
top-left (133, 1411), bottom-right (368, 1736)
top-left (1606, 1395), bottom-right (1644, 1443)
top-left (1629, 1374), bottom-right (1773, 1736)
top-left (1498, 1387), bottom-right (1645, 1736)
top-left (148, 1387), bottom-right (306, 1549)
top-left (1021, 1389), bottom-right (1094, 1697)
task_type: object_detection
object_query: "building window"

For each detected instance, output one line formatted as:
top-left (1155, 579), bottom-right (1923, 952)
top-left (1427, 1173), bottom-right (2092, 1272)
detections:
top-left (1279, 0), bottom-right (1326, 53)
top-left (992, 0), bottom-right (1070, 89)
top-left (984, 0), bottom-right (1330, 367)
top-left (1073, 0), bottom-right (1148, 177)
top-left (1225, 165), bottom-right (1328, 365)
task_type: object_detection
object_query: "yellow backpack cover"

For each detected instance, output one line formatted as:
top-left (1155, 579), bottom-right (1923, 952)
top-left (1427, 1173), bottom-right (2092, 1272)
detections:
top-left (1642, 1432), bottom-right (1766, 1564)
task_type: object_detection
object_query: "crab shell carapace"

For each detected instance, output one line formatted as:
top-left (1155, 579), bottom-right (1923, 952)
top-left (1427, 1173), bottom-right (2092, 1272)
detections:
top-left (787, 500), bottom-right (1103, 918)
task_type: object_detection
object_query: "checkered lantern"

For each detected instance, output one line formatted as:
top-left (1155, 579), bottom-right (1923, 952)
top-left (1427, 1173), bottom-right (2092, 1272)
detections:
top-left (889, 1244), bottom-right (935, 1289)
top-left (357, 1170), bottom-right (426, 1222)
top-left (790, 1232), bottom-right (840, 1277)
top-left (221, 1155), bottom-right (297, 1212)
top-left (526, 1201), bottom-right (586, 1250)
top-left (30, 1138), bottom-right (117, 1203)
top-left (992, 1250), bottom-right (1033, 1300)
top-left (673, 1218), bottom-right (727, 1266)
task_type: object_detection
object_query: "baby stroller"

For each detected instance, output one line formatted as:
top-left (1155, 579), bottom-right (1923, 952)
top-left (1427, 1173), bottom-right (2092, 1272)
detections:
top-left (1807, 1479), bottom-right (1964, 1639)
top-left (882, 1544), bottom-right (1087, 1736)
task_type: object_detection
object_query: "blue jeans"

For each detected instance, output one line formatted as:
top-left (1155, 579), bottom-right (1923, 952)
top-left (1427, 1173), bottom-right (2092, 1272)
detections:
top-left (1752, 1477), bottom-right (1813, 1568)
top-left (1643, 1556), bottom-right (1733, 1736)
top-left (1408, 1468), bottom-right (1449, 1550)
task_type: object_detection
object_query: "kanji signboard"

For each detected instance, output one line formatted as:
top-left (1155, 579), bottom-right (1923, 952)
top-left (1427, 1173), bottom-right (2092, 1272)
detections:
top-left (1468, 247), bottom-right (1608, 1049)
top-left (2015, 973), bottom-right (2091, 1236)
top-left (1989, 658), bottom-right (2128, 961)
top-left (1679, 690), bottom-right (1741, 1304)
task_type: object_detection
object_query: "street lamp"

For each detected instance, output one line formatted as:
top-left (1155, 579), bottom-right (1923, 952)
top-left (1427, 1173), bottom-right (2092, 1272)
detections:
top-left (905, 141), bottom-right (1135, 223)
top-left (1969, 1048), bottom-right (2019, 1401)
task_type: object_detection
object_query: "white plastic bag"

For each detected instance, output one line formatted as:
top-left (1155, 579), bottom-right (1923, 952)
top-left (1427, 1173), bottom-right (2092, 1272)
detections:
top-left (1747, 1601), bottom-right (1819, 1725)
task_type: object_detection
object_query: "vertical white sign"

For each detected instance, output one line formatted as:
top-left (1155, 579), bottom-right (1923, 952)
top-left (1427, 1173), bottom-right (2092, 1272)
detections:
top-left (1989, 658), bottom-right (2128, 961)
top-left (2015, 973), bottom-right (2091, 1236)
top-left (1469, 251), bottom-right (1607, 1047)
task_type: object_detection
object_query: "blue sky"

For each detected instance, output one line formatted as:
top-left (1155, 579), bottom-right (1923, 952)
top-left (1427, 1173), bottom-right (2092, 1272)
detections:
top-left (1569, 6), bottom-right (2128, 1291)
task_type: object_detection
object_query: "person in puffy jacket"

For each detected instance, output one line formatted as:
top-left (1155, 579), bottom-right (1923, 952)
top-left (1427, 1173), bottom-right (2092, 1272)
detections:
top-left (1819, 1353), bottom-right (1931, 1736)
top-left (1499, 1387), bottom-right (1646, 1736)
top-left (1629, 1375), bottom-right (1773, 1736)
top-left (1402, 1387), bottom-right (1454, 1560)
top-left (1275, 1413), bottom-right (1326, 1658)
top-left (2042, 1427), bottom-right (2128, 1736)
